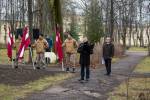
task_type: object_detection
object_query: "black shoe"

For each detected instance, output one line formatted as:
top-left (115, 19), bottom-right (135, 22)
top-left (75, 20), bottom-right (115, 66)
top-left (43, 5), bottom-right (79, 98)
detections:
top-left (66, 68), bottom-right (69, 72)
top-left (85, 79), bottom-right (89, 82)
top-left (78, 79), bottom-right (84, 83)
top-left (78, 79), bottom-right (84, 81)
top-left (80, 80), bottom-right (84, 83)
top-left (42, 65), bottom-right (46, 69)
top-left (72, 68), bottom-right (76, 73)
top-left (36, 67), bottom-right (40, 69)
top-left (104, 73), bottom-right (110, 76)
top-left (14, 66), bottom-right (18, 69)
top-left (34, 62), bottom-right (37, 65)
top-left (108, 74), bottom-right (111, 76)
top-left (104, 73), bottom-right (108, 75)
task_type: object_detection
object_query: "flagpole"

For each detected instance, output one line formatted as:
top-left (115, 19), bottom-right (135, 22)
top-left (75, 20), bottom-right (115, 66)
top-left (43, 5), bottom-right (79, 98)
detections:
top-left (12, 58), bottom-right (14, 68)
top-left (29, 46), bottom-right (35, 70)
top-left (61, 59), bottom-right (64, 71)
top-left (7, 26), bottom-right (15, 68)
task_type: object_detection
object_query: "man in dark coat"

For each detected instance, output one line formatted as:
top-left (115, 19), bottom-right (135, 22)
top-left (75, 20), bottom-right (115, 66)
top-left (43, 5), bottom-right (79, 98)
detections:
top-left (77, 37), bottom-right (94, 82)
top-left (103, 37), bottom-right (114, 76)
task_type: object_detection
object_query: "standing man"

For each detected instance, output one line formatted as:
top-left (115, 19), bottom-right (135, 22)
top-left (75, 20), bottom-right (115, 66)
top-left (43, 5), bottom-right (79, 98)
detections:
top-left (77, 37), bottom-right (94, 82)
top-left (103, 37), bottom-right (114, 76)
top-left (62, 34), bottom-right (78, 72)
top-left (32, 34), bottom-right (48, 69)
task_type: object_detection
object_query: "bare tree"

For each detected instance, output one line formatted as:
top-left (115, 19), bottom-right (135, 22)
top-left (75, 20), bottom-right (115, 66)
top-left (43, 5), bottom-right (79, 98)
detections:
top-left (54, 0), bottom-right (63, 40)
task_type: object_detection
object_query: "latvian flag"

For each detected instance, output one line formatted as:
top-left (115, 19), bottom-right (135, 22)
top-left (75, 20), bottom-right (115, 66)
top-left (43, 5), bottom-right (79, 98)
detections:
top-left (7, 27), bottom-right (14, 59)
top-left (17, 26), bottom-right (31, 59)
top-left (55, 28), bottom-right (63, 63)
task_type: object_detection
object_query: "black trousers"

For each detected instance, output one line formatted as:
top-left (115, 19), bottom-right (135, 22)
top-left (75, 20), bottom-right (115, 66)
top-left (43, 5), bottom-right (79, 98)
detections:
top-left (104, 58), bottom-right (112, 75)
top-left (80, 64), bottom-right (90, 80)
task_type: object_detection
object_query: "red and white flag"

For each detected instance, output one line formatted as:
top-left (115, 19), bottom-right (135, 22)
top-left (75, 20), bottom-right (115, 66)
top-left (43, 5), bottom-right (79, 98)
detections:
top-left (17, 26), bottom-right (31, 59)
top-left (55, 29), bottom-right (63, 63)
top-left (7, 27), bottom-right (14, 59)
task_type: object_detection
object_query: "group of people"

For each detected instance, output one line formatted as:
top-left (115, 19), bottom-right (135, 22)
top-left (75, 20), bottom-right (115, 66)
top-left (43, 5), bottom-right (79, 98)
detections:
top-left (62, 34), bottom-right (114, 83)
top-left (14, 32), bottom-right (114, 83)
top-left (14, 33), bottom-right (48, 69)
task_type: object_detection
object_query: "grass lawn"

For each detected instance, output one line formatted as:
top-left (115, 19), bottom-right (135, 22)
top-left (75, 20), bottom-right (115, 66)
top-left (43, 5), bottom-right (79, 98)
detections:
top-left (128, 47), bottom-right (148, 52)
top-left (0, 48), bottom-right (36, 64)
top-left (0, 49), bottom-right (75, 100)
top-left (0, 73), bottom-right (73, 100)
top-left (112, 57), bottom-right (120, 63)
top-left (109, 57), bottom-right (150, 100)
top-left (134, 57), bottom-right (150, 73)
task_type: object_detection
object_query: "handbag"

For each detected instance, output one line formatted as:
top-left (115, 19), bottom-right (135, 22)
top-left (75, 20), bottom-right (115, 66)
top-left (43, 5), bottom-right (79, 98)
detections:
top-left (101, 57), bottom-right (105, 64)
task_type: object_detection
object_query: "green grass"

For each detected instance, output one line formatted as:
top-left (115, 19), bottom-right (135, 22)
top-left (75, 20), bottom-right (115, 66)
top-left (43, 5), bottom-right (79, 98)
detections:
top-left (0, 73), bottom-right (73, 100)
top-left (108, 57), bottom-right (150, 100)
top-left (128, 47), bottom-right (148, 51)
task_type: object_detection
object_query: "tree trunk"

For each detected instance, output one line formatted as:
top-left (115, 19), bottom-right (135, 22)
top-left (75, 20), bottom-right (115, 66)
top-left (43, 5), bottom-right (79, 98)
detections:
top-left (148, 43), bottom-right (150, 56)
top-left (139, 28), bottom-right (144, 47)
top-left (28, 0), bottom-right (33, 42)
top-left (38, 0), bottom-right (43, 33)
top-left (128, 21), bottom-right (133, 47)
top-left (54, 0), bottom-right (63, 41)
top-left (28, 0), bottom-right (33, 63)
top-left (133, 22), bottom-right (137, 47)
top-left (146, 24), bottom-right (150, 56)
top-left (132, 31), bottom-right (136, 47)
top-left (0, 0), bottom-right (1, 38)
top-left (105, 0), bottom-right (109, 34)
top-left (110, 0), bottom-right (114, 38)
top-left (122, 36), bottom-right (126, 52)
top-left (139, 0), bottom-right (144, 47)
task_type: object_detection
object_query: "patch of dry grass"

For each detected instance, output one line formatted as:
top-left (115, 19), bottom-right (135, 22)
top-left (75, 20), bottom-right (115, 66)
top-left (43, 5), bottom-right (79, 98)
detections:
top-left (128, 47), bottom-right (148, 51)
top-left (109, 57), bottom-right (150, 100)
top-left (0, 49), bottom-right (36, 64)
top-left (134, 57), bottom-right (150, 73)
top-left (0, 73), bottom-right (73, 100)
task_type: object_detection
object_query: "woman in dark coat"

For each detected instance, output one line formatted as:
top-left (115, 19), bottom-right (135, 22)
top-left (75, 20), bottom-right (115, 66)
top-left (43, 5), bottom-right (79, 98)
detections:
top-left (77, 37), bottom-right (94, 82)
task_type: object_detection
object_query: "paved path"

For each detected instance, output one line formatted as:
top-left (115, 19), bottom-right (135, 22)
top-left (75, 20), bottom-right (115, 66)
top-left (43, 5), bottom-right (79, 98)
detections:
top-left (23, 52), bottom-right (147, 100)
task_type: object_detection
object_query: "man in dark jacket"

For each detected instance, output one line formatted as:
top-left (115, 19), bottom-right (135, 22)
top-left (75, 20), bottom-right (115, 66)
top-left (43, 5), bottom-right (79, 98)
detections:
top-left (103, 37), bottom-right (114, 76)
top-left (77, 37), bottom-right (94, 82)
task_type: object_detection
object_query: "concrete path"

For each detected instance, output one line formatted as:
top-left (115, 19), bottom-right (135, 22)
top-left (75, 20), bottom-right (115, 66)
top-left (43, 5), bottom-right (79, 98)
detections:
top-left (23, 52), bottom-right (147, 100)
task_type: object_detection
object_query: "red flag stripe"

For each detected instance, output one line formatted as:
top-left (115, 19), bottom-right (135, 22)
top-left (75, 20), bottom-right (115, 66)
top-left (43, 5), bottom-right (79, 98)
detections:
top-left (17, 27), bottom-right (30, 59)
top-left (55, 29), bottom-right (63, 63)
top-left (7, 28), bottom-right (14, 59)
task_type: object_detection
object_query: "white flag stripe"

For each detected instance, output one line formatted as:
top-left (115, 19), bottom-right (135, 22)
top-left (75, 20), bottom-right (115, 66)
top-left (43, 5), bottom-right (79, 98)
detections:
top-left (25, 32), bottom-right (29, 40)
top-left (8, 37), bottom-right (11, 45)
top-left (19, 46), bottom-right (25, 58)
top-left (56, 36), bottom-right (58, 42)
top-left (17, 27), bottom-right (30, 59)
top-left (10, 33), bottom-right (12, 38)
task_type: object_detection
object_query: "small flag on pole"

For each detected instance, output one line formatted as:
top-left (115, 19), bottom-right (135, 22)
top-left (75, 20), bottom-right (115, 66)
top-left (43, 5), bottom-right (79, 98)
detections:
top-left (17, 26), bottom-right (30, 59)
top-left (7, 27), bottom-right (14, 59)
top-left (55, 28), bottom-right (63, 63)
